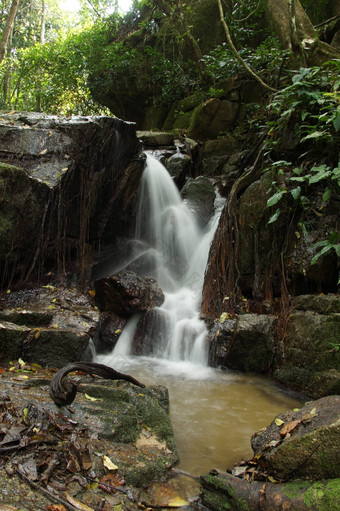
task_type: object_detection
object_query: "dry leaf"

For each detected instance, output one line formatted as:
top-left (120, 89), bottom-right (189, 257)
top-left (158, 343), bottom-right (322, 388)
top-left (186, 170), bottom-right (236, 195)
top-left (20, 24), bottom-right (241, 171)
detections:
top-left (84, 393), bottom-right (99, 402)
top-left (99, 473), bottom-right (125, 493)
top-left (47, 506), bottom-right (67, 511)
top-left (102, 455), bottom-right (118, 471)
top-left (280, 419), bottom-right (301, 437)
top-left (167, 497), bottom-right (190, 508)
top-left (65, 492), bottom-right (94, 511)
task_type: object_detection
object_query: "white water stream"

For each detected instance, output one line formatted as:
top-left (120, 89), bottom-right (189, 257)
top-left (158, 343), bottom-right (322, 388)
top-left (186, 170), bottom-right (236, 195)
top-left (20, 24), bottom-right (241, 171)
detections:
top-left (96, 154), bottom-right (301, 488)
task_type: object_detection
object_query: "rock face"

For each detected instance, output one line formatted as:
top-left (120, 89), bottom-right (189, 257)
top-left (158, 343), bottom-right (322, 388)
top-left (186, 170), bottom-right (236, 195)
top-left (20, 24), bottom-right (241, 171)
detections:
top-left (0, 365), bottom-right (178, 509)
top-left (251, 395), bottom-right (340, 480)
top-left (94, 271), bottom-right (164, 316)
top-left (274, 294), bottom-right (340, 397)
top-left (0, 112), bottom-right (143, 290)
top-left (0, 286), bottom-right (99, 367)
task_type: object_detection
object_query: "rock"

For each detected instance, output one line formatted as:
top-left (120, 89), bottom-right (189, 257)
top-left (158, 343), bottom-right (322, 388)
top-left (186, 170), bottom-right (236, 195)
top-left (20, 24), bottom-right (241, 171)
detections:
top-left (0, 112), bottom-right (142, 290)
top-left (226, 314), bottom-right (276, 373)
top-left (274, 295), bottom-right (340, 397)
top-left (187, 99), bottom-right (239, 141)
top-left (94, 271), bottom-right (164, 316)
top-left (1, 286), bottom-right (99, 367)
top-left (132, 308), bottom-right (170, 356)
top-left (207, 318), bottom-right (237, 367)
top-left (165, 152), bottom-right (191, 188)
top-left (251, 395), bottom-right (340, 480)
top-left (181, 176), bottom-right (216, 227)
top-left (0, 365), bottom-right (178, 509)
top-left (137, 131), bottom-right (174, 147)
top-left (94, 311), bottom-right (127, 353)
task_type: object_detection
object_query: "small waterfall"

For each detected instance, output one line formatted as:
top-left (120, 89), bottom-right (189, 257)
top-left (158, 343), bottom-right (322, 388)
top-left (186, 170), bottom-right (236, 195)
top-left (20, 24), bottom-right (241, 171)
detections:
top-left (97, 154), bottom-right (224, 372)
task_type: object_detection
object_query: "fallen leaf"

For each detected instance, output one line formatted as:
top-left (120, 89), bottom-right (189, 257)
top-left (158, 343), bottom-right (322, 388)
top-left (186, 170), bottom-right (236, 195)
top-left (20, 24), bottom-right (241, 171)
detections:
top-left (18, 358), bottom-right (25, 366)
top-left (274, 418), bottom-right (284, 427)
top-left (88, 290), bottom-right (96, 297)
top-left (84, 393), bottom-right (99, 402)
top-left (47, 506), bottom-right (67, 511)
top-left (99, 473), bottom-right (125, 493)
top-left (280, 419), bottom-right (301, 437)
top-left (102, 455), bottom-right (118, 471)
top-left (115, 329), bottom-right (121, 334)
top-left (65, 492), bottom-right (94, 511)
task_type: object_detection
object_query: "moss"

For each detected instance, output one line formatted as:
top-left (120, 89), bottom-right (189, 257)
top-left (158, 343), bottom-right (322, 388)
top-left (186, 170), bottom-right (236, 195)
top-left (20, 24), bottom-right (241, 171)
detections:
top-left (304, 479), bottom-right (340, 510)
top-left (282, 480), bottom-right (311, 500)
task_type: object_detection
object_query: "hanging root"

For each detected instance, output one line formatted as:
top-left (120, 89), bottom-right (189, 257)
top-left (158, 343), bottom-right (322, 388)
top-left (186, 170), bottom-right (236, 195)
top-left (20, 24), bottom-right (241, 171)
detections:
top-left (50, 361), bottom-right (145, 406)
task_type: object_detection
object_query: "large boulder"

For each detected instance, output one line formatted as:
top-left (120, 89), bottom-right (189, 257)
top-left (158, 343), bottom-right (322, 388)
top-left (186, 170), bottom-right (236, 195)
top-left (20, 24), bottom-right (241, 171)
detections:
top-left (0, 286), bottom-right (99, 367)
top-left (181, 176), bottom-right (216, 227)
top-left (0, 365), bottom-right (178, 509)
top-left (94, 271), bottom-right (164, 316)
top-left (0, 112), bottom-right (142, 290)
top-left (274, 294), bottom-right (340, 398)
top-left (251, 395), bottom-right (340, 480)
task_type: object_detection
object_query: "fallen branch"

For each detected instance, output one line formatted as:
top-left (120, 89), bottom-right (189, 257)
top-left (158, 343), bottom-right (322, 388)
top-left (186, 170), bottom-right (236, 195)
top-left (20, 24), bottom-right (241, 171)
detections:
top-left (50, 362), bottom-right (145, 406)
top-left (201, 469), bottom-right (340, 511)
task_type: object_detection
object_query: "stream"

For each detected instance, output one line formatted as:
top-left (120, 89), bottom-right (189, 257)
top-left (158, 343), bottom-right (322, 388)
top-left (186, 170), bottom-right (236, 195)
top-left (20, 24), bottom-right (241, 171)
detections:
top-left (96, 153), bottom-right (302, 495)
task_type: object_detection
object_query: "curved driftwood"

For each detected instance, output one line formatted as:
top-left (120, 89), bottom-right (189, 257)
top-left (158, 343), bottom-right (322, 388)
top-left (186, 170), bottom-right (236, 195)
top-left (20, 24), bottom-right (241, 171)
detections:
top-left (50, 362), bottom-right (145, 406)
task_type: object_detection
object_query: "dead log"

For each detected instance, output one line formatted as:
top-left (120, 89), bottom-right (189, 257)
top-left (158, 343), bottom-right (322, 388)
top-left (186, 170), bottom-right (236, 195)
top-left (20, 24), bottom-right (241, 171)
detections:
top-left (200, 469), bottom-right (340, 511)
top-left (50, 361), bottom-right (145, 406)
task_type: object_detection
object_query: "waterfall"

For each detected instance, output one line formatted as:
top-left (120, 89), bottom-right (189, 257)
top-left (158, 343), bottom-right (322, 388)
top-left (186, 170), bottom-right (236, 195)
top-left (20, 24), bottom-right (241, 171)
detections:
top-left (97, 154), bottom-right (224, 373)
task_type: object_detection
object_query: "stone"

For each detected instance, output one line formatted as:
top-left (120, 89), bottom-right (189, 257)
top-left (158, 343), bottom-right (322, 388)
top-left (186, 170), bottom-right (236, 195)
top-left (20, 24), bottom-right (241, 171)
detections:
top-left (187, 99), bottom-right (239, 141)
top-left (251, 395), bottom-right (340, 480)
top-left (224, 314), bottom-right (276, 373)
top-left (137, 131), bottom-right (174, 147)
top-left (274, 299), bottom-right (340, 397)
top-left (0, 112), bottom-right (142, 290)
top-left (94, 271), bottom-right (164, 316)
top-left (165, 152), bottom-right (191, 188)
top-left (1, 286), bottom-right (99, 367)
top-left (181, 176), bottom-right (216, 227)
top-left (94, 311), bottom-right (127, 354)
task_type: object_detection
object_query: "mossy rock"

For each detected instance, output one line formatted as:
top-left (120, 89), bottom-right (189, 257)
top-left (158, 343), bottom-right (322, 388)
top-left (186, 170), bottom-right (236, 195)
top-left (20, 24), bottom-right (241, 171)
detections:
top-left (187, 99), bottom-right (239, 141)
top-left (251, 396), bottom-right (340, 480)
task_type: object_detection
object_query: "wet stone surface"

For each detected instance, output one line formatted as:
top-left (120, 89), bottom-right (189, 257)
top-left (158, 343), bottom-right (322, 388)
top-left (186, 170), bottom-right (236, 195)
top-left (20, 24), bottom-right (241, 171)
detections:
top-left (0, 362), bottom-right (186, 510)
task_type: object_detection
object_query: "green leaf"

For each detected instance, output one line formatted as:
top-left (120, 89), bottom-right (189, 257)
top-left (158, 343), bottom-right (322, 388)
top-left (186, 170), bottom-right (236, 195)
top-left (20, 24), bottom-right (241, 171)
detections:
top-left (308, 170), bottom-right (331, 184)
top-left (322, 187), bottom-right (332, 201)
top-left (267, 190), bottom-right (285, 208)
top-left (267, 208), bottom-right (281, 224)
top-left (301, 131), bottom-right (326, 142)
top-left (333, 112), bottom-right (340, 132)
top-left (291, 186), bottom-right (301, 200)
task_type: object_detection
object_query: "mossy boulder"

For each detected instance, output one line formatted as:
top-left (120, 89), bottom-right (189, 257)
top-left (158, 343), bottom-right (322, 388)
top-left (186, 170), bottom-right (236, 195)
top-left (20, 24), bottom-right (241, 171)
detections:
top-left (275, 294), bottom-right (340, 397)
top-left (251, 395), bottom-right (340, 480)
top-left (187, 99), bottom-right (239, 141)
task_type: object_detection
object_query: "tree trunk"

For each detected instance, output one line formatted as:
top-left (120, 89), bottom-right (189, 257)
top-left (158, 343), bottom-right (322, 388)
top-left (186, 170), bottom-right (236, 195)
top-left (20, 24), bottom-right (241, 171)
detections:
top-left (0, 0), bottom-right (20, 65)
top-left (201, 470), bottom-right (340, 511)
top-left (217, 0), bottom-right (276, 93)
top-left (266, 0), bottom-right (340, 65)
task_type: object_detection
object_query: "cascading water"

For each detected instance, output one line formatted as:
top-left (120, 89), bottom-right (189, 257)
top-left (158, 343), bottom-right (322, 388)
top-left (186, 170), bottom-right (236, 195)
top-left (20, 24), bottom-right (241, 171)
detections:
top-left (102, 153), bottom-right (223, 369)
top-left (96, 153), bottom-right (301, 484)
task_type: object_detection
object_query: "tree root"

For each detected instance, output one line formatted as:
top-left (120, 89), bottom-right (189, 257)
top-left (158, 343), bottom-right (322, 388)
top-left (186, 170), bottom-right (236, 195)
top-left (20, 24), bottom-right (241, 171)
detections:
top-left (50, 361), bottom-right (145, 406)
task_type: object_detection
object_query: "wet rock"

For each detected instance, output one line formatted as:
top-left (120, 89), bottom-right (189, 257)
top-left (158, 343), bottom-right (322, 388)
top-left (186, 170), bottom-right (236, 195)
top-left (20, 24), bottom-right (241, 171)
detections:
top-left (206, 318), bottom-right (237, 367)
top-left (226, 314), bottom-right (276, 373)
top-left (0, 366), bottom-right (178, 509)
top-left (94, 271), bottom-right (164, 316)
top-left (94, 311), bottom-right (127, 354)
top-left (181, 176), bottom-right (216, 227)
top-left (132, 308), bottom-right (170, 356)
top-left (165, 152), bottom-right (191, 188)
top-left (251, 395), bottom-right (340, 480)
top-left (1, 286), bottom-right (99, 367)
top-left (137, 131), bottom-right (174, 147)
top-left (0, 112), bottom-right (142, 289)
top-left (274, 295), bottom-right (340, 397)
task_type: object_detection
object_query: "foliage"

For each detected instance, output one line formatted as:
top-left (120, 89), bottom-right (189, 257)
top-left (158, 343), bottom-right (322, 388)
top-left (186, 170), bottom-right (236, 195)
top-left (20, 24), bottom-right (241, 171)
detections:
top-left (228, 0), bottom-right (269, 47)
top-left (264, 62), bottom-right (340, 278)
top-left (201, 37), bottom-right (287, 86)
